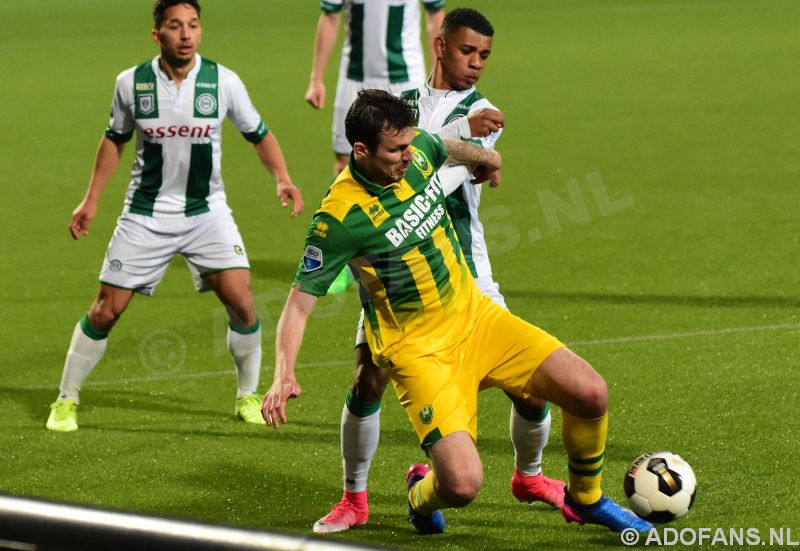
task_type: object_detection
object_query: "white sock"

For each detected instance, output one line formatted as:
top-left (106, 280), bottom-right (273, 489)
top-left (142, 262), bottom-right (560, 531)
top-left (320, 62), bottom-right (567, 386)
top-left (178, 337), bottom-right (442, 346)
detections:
top-left (227, 322), bottom-right (262, 398)
top-left (341, 394), bottom-right (381, 493)
top-left (510, 404), bottom-right (552, 475)
top-left (58, 317), bottom-right (108, 404)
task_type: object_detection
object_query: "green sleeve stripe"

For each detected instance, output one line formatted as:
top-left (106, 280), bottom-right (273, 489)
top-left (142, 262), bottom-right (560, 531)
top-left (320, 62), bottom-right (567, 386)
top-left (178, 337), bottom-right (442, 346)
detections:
top-left (242, 121), bottom-right (269, 144)
top-left (423, 0), bottom-right (445, 11)
top-left (105, 127), bottom-right (133, 143)
top-left (321, 1), bottom-right (342, 13)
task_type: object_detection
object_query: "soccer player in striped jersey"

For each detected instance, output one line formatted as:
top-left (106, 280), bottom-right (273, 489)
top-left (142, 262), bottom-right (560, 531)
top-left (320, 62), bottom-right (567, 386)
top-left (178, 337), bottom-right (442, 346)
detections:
top-left (312, 9), bottom-right (564, 535)
top-left (45, 0), bottom-right (303, 433)
top-left (262, 90), bottom-right (653, 536)
top-left (304, 0), bottom-right (445, 175)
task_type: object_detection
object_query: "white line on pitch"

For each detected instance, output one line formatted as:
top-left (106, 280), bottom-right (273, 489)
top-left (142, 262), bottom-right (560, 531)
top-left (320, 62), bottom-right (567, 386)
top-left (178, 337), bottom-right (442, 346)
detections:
top-left (569, 322), bottom-right (800, 346)
top-left (14, 323), bottom-right (799, 391)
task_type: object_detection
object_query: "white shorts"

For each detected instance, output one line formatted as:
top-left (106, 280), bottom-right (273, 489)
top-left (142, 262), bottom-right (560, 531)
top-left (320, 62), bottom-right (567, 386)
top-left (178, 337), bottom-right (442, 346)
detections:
top-left (99, 208), bottom-right (250, 296)
top-left (332, 77), bottom-right (424, 155)
top-left (354, 275), bottom-right (506, 347)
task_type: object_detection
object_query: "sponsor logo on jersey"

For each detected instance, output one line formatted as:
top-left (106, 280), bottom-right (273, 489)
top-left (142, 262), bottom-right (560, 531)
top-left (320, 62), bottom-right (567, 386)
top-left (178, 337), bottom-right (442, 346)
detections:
top-left (419, 405), bottom-right (434, 425)
top-left (384, 176), bottom-right (445, 247)
top-left (137, 94), bottom-right (155, 115)
top-left (313, 221), bottom-right (328, 238)
top-left (302, 245), bottom-right (323, 272)
top-left (109, 259), bottom-right (123, 272)
top-left (135, 82), bottom-right (155, 92)
top-left (411, 148), bottom-right (433, 179)
top-left (195, 93), bottom-right (217, 116)
top-left (142, 124), bottom-right (216, 139)
top-left (195, 82), bottom-right (217, 89)
top-left (233, 245), bottom-right (244, 256)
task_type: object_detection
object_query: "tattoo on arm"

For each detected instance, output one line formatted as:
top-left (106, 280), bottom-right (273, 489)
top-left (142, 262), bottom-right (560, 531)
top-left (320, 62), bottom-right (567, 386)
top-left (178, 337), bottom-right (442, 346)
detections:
top-left (443, 138), bottom-right (501, 169)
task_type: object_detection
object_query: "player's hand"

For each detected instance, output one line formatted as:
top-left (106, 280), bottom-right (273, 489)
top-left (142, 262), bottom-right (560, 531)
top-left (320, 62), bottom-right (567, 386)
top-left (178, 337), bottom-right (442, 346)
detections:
top-left (277, 180), bottom-right (304, 217)
top-left (471, 166), bottom-right (502, 188)
top-left (262, 377), bottom-right (301, 429)
top-left (468, 108), bottom-right (504, 137)
top-left (305, 81), bottom-right (326, 109)
top-left (69, 198), bottom-right (97, 240)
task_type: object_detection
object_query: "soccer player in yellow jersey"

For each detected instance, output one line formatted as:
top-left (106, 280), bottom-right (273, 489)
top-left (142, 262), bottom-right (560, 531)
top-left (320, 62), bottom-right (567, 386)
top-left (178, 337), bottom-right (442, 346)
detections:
top-left (313, 8), bottom-right (563, 535)
top-left (263, 89), bottom-right (653, 536)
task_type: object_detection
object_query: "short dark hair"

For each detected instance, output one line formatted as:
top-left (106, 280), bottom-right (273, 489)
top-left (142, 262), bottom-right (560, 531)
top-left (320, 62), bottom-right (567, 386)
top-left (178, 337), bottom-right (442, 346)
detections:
top-left (345, 89), bottom-right (416, 152)
top-left (153, 0), bottom-right (201, 28)
top-left (441, 7), bottom-right (494, 38)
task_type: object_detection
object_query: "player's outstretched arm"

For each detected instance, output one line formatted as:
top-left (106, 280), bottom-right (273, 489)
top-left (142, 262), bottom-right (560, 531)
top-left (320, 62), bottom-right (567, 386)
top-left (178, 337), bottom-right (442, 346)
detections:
top-left (254, 133), bottom-right (304, 217)
top-left (69, 136), bottom-right (125, 240)
top-left (305, 12), bottom-right (340, 109)
top-left (443, 138), bottom-right (501, 171)
top-left (262, 286), bottom-right (318, 429)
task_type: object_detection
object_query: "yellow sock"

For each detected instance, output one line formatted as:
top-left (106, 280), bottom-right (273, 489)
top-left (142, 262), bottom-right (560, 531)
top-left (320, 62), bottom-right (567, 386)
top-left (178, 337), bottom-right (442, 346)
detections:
top-left (562, 410), bottom-right (608, 505)
top-left (408, 471), bottom-right (449, 515)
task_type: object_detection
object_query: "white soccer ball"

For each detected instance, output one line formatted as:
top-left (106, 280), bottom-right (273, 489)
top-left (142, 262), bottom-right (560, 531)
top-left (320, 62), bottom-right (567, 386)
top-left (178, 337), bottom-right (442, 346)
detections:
top-left (623, 450), bottom-right (697, 523)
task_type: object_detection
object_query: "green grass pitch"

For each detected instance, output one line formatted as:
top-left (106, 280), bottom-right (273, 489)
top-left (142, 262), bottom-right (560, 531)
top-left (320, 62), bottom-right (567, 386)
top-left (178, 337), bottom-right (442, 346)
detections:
top-left (1, 1), bottom-right (798, 549)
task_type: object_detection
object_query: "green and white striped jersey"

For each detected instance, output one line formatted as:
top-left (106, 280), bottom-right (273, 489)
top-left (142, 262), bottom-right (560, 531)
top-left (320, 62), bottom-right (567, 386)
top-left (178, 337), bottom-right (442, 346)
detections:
top-left (402, 84), bottom-right (502, 280)
top-left (105, 54), bottom-right (269, 217)
top-left (321, 0), bottom-right (445, 84)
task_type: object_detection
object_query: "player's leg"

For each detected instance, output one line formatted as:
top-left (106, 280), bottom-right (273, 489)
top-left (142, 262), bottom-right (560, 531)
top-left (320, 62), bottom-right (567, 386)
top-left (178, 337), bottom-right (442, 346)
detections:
top-left (507, 392), bottom-right (566, 508)
top-left (394, 348), bottom-right (484, 534)
top-left (314, 315), bottom-right (389, 533)
top-left (48, 213), bottom-right (173, 432)
top-left (47, 285), bottom-right (134, 432)
top-left (473, 301), bottom-right (651, 532)
top-left (475, 276), bottom-right (564, 506)
top-left (529, 349), bottom-right (648, 531)
top-left (183, 209), bottom-right (261, 422)
top-left (202, 268), bottom-right (263, 424)
top-left (330, 76), bottom-right (357, 177)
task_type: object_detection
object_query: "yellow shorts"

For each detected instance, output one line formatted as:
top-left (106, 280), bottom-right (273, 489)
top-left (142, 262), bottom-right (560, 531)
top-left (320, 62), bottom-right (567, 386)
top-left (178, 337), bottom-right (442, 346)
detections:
top-left (387, 294), bottom-right (564, 451)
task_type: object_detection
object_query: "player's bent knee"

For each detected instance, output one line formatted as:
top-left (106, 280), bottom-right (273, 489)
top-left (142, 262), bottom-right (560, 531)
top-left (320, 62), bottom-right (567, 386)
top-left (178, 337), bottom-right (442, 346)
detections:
top-left (88, 305), bottom-right (120, 332)
top-left (576, 376), bottom-right (608, 418)
top-left (438, 472), bottom-right (483, 507)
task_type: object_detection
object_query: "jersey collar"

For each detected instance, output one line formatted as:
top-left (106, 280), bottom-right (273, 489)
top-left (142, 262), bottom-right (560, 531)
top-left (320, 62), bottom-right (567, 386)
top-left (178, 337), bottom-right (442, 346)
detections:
top-left (152, 53), bottom-right (202, 84)
top-left (348, 153), bottom-right (401, 196)
top-left (422, 79), bottom-right (476, 98)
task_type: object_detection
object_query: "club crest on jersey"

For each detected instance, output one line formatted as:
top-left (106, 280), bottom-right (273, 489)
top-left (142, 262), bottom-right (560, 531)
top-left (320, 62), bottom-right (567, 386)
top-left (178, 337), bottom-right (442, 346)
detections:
top-left (419, 405), bottom-right (434, 425)
top-left (195, 93), bottom-right (217, 116)
top-left (137, 94), bottom-right (155, 115)
top-left (411, 149), bottom-right (433, 179)
top-left (302, 245), bottom-right (323, 272)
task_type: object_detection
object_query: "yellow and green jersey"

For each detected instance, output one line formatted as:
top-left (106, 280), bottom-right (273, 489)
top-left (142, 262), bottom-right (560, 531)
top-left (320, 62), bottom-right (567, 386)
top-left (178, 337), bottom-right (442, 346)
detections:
top-left (293, 128), bottom-right (480, 360)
